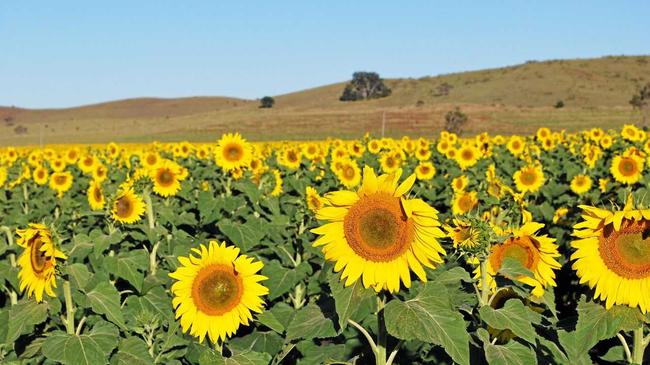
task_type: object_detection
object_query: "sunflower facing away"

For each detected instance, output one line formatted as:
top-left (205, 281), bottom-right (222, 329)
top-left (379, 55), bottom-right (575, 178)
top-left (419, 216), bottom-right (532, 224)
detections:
top-left (111, 189), bottom-right (146, 224)
top-left (169, 241), bottom-right (268, 343)
top-left (571, 198), bottom-right (650, 312)
top-left (214, 133), bottom-right (253, 172)
top-left (16, 224), bottom-right (66, 302)
top-left (312, 166), bottom-right (446, 293)
top-left (478, 222), bottom-right (561, 297)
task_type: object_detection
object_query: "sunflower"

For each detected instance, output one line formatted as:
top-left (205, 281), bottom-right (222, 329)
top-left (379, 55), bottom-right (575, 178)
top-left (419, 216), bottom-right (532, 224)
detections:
top-left (87, 180), bottom-right (105, 211)
top-left (16, 224), bottom-right (67, 302)
top-left (415, 162), bottom-right (436, 180)
top-left (335, 159), bottom-right (361, 188)
top-left (32, 166), bottom-right (49, 186)
top-left (279, 147), bottom-right (302, 170)
top-left (141, 151), bottom-right (161, 169)
top-left (455, 144), bottom-right (481, 170)
top-left (444, 218), bottom-right (480, 250)
top-left (513, 164), bottom-right (545, 194)
top-left (214, 133), bottom-right (253, 172)
top-left (93, 164), bottom-right (108, 183)
top-left (368, 139), bottom-right (382, 154)
top-left (306, 186), bottom-right (325, 213)
top-left (169, 241), bottom-right (268, 343)
top-left (151, 160), bottom-right (184, 197)
top-left (50, 158), bottom-right (66, 172)
top-left (49, 171), bottom-right (73, 198)
top-left (507, 136), bottom-right (526, 156)
top-left (270, 169), bottom-right (283, 197)
top-left (570, 174), bottom-right (592, 195)
top-left (78, 154), bottom-right (97, 174)
top-left (111, 189), bottom-right (146, 224)
top-left (452, 175), bottom-right (468, 192)
top-left (610, 154), bottom-right (644, 185)
top-left (483, 222), bottom-right (561, 297)
top-left (599, 178), bottom-right (609, 193)
top-left (379, 152), bottom-right (401, 174)
top-left (312, 167), bottom-right (446, 293)
top-left (452, 191), bottom-right (478, 215)
top-left (571, 198), bottom-right (650, 312)
top-left (0, 167), bottom-right (7, 187)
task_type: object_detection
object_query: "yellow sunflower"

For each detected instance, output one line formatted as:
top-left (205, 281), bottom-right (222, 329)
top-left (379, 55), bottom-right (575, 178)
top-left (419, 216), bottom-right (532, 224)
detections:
top-left (306, 186), bottom-right (325, 213)
top-left (452, 175), bottom-right (468, 192)
top-left (169, 241), bottom-right (268, 343)
top-left (214, 133), bottom-right (253, 172)
top-left (111, 189), bottom-right (146, 224)
top-left (335, 159), bottom-right (361, 188)
top-left (78, 154), bottom-right (97, 174)
top-left (571, 198), bottom-right (650, 312)
top-left (507, 136), bottom-right (526, 157)
top-left (610, 154), bottom-right (644, 185)
top-left (270, 169), bottom-right (283, 197)
top-left (480, 222), bottom-right (561, 297)
top-left (513, 164), bottom-right (545, 194)
top-left (87, 180), bottom-right (105, 211)
top-left (570, 175), bottom-right (592, 195)
top-left (279, 147), bottom-right (302, 170)
top-left (16, 224), bottom-right (67, 303)
top-left (452, 191), bottom-right (478, 215)
top-left (151, 160), bottom-right (184, 197)
top-left (415, 162), bottom-right (436, 180)
top-left (312, 167), bottom-right (446, 293)
top-left (444, 218), bottom-right (480, 250)
top-left (455, 144), bottom-right (481, 170)
top-left (32, 166), bottom-right (49, 186)
top-left (49, 171), bottom-right (73, 198)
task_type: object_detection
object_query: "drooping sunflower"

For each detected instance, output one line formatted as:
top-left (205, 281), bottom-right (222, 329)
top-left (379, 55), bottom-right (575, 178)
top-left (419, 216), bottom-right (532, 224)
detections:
top-left (481, 222), bottom-right (561, 297)
top-left (571, 198), bottom-right (650, 312)
top-left (214, 133), bottom-right (253, 172)
top-left (169, 241), bottom-right (268, 343)
top-left (111, 189), bottom-right (146, 224)
top-left (610, 154), bottom-right (644, 185)
top-left (570, 174), bottom-right (592, 195)
top-left (513, 164), bottom-right (545, 194)
top-left (16, 224), bottom-right (67, 302)
top-left (87, 180), bottom-right (105, 211)
top-left (306, 186), bottom-right (325, 213)
top-left (151, 160), bottom-right (184, 197)
top-left (49, 171), bottom-right (73, 198)
top-left (452, 191), bottom-right (478, 215)
top-left (312, 167), bottom-right (446, 293)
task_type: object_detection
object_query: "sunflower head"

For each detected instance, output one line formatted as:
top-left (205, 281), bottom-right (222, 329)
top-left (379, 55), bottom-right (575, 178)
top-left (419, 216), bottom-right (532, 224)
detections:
top-left (111, 189), bottom-right (146, 224)
top-left (49, 171), bottom-right (74, 198)
top-left (87, 180), bottom-right (105, 211)
top-left (444, 216), bottom-right (494, 255)
top-left (215, 133), bottom-right (253, 172)
top-left (513, 164), bottom-right (545, 194)
top-left (572, 197), bottom-right (650, 312)
top-left (16, 224), bottom-right (67, 302)
top-left (610, 154), bottom-right (644, 185)
top-left (169, 241), bottom-right (268, 344)
top-left (570, 175), bottom-right (592, 195)
top-left (151, 160), bottom-right (184, 197)
top-left (312, 166), bottom-right (446, 293)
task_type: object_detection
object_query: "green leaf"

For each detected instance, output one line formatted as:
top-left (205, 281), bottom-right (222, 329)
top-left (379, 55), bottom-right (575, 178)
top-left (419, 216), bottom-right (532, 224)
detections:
top-left (42, 322), bottom-right (119, 365)
top-left (65, 263), bottom-right (91, 290)
top-left (85, 281), bottom-right (127, 330)
top-left (484, 341), bottom-right (537, 365)
top-left (498, 257), bottom-right (535, 279)
top-left (433, 266), bottom-right (472, 285)
top-left (218, 220), bottom-right (263, 251)
top-left (479, 300), bottom-right (542, 344)
top-left (328, 272), bottom-right (374, 331)
top-left (384, 282), bottom-right (470, 365)
top-left (256, 310), bottom-right (286, 334)
top-left (229, 332), bottom-right (284, 358)
top-left (111, 337), bottom-right (154, 365)
top-left (5, 300), bottom-right (48, 344)
top-left (225, 349), bottom-right (273, 365)
top-left (285, 303), bottom-right (337, 341)
top-left (262, 260), bottom-right (310, 300)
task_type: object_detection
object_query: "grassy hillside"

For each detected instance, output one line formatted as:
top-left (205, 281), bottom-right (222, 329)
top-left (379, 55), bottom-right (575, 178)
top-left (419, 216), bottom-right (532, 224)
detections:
top-left (1, 55), bottom-right (648, 145)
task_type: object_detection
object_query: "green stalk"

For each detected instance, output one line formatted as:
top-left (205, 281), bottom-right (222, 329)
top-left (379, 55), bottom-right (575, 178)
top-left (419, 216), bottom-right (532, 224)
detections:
top-left (632, 325), bottom-right (646, 364)
top-left (375, 296), bottom-right (387, 365)
top-left (143, 191), bottom-right (159, 276)
top-left (63, 281), bottom-right (75, 335)
top-left (480, 258), bottom-right (490, 306)
top-left (1, 227), bottom-right (18, 305)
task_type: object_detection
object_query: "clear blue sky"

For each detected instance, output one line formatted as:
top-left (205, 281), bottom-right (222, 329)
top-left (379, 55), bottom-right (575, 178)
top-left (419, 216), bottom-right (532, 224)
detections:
top-left (1, 1), bottom-right (648, 108)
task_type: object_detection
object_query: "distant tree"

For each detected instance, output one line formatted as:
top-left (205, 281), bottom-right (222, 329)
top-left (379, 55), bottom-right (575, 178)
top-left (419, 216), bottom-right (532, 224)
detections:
top-left (339, 72), bottom-right (391, 101)
top-left (554, 100), bottom-right (565, 108)
top-left (260, 96), bottom-right (275, 108)
top-left (433, 82), bottom-right (454, 97)
top-left (444, 107), bottom-right (468, 135)
top-left (630, 82), bottom-right (650, 127)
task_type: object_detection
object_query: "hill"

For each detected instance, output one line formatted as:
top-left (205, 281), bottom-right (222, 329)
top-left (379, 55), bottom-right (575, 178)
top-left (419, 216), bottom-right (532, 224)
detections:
top-left (1, 55), bottom-right (648, 145)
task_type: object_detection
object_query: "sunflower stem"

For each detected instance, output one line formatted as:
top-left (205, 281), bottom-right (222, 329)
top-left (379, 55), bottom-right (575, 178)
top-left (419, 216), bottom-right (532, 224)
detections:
top-left (149, 241), bottom-right (160, 276)
top-left (618, 333), bottom-right (633, 363)
top-left (144, 191), bottom-right (156, 230)
top-left (63, 280), bottom-right (75, 335)
top-left (480, 258), bottom-right (490, 306)
top-left (632, 324), bottom-right (646, 364)
top-left (375, 296), bottom-right (387, 365)
top-left (22, 184), bottom-right (29, 214)
top-left (348, 319), bottom-right (378, 354)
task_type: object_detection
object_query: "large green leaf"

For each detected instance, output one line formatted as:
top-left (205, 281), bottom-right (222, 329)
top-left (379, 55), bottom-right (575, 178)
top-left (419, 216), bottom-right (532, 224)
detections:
top-left (111, 336), bottom-right (154, 365)
top-left (285, 303), bottom-right (337, 341)
top-left (484, 341), bottom-right (537, 365)
top-left (479, 300), bottom-right (542, 344)
top-left (262, 260), bottom-right (311, 300)
top-left (328, 272), bottom-right (374, 331)
top-left (4, 300), bottom-right (48, 344)
top-left (384, 282), bottom-right (470, 365)
top-left (85, 281), bottom-right (127, 330)
top-left (42, 321), bottom-right (119, 365)
top-left (217, 219), bottom-right (263, 251)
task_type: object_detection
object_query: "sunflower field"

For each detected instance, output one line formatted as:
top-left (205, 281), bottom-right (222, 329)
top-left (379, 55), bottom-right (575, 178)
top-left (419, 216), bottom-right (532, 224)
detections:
top-left (1, 125), bottom-right (650, 365)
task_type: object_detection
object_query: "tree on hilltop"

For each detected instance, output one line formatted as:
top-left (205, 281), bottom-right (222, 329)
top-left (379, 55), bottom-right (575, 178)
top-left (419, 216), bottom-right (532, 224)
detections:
top-left (340, 72), bottom-right (391, 101)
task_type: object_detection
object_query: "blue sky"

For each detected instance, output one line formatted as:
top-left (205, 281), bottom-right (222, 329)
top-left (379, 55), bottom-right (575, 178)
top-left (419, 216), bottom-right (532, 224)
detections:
top-left (1, 1), bottom-right (648, 108)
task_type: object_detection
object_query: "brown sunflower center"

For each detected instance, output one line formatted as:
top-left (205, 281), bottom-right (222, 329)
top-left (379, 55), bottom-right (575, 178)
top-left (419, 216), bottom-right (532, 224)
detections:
top-left (191, 265), bottom-right (243, 315)
top-left (37, 171), bottom-right (45, 179)
top-left (93, 186), bottom-right (103, 201)
top-left (343, 193), bottom-right (413, 262)
top-left (599, 219), bottom-right (650, 279)
top-left (224, 143), bottom-right (243, 162)
top-left (490, 236), bottom-right (540, 274)
top-left (157, 169), bottom-right (175, 187)
top-left (618, 158), bottom-right (637, 177)
top-left (54, 175), bottom-right (67, 185)
top-left (146, 155), bottom-right (157, 165)
top-left (343, 166), bottom-right (356, 179)
top-left (30, 237), bottom-right (49, 274)
top-left (287, 150), bottom-right (298, 163)
top-left (461, 149), bottom-right (473, 160)
top-left (520, 170), bottom-right (536, 186)
top-left (458, 194), bottom-right (475, 212)
top-left (115, 196), bottom-right (133, 218)
top-left (419, 166), bottom-right (430, 174)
